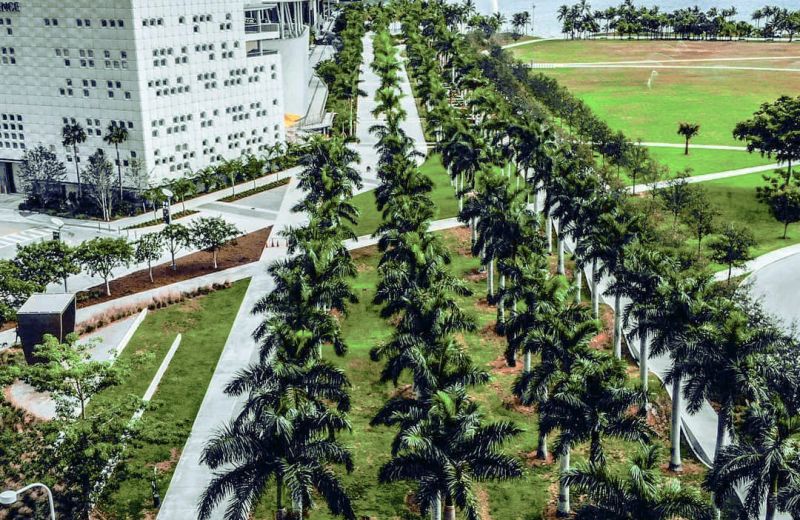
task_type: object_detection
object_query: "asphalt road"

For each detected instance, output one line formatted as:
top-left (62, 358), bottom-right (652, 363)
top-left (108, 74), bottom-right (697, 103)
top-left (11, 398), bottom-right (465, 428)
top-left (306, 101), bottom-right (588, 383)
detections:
top-left (748, 253), bottom-right (800, 334)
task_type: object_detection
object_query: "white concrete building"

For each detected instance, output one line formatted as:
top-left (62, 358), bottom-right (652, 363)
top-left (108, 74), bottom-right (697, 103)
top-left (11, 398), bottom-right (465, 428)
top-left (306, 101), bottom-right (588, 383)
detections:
top-left (0, 0), bottom-right (327, 193)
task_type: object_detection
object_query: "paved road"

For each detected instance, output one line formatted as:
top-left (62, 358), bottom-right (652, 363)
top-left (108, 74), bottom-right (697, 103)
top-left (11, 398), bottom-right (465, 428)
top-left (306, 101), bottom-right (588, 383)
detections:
top-left (747, 252), bottom-right (800, 333)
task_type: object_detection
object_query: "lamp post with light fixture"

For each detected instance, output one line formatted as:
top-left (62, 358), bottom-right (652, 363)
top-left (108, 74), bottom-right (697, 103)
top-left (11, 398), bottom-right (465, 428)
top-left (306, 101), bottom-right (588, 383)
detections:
top-left (0, 483), bottom-right (56, 520)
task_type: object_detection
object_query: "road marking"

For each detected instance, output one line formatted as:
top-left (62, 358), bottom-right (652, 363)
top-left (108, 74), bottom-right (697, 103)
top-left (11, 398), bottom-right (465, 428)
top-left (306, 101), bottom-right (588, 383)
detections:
top-left (0, 227), bottom-right (52, 248)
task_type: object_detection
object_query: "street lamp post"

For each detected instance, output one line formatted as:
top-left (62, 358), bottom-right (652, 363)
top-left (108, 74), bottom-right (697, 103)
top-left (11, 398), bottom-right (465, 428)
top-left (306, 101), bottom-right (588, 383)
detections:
top-left (50, 217), bottom-right (64, 242)
top-left (161, 188), bottom-right (174, 226)
top-left (0, 483), bottom-right (57, 520)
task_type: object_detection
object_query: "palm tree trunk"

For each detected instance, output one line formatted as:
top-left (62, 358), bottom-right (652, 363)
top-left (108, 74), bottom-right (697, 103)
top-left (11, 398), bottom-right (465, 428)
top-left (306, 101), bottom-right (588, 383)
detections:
top-left (574, 267), bottom-right (582, 303)
top-left (557, 447), bottom-right (570, 517)
top-left (669, 375), bottom-right (683, 472)
top-left (714, 407), bottom-right (729, 460)
top-left (591, 260), bottom-right (599, 317)
top-left (639, 334), bottom-right (649, 392)
top-left (488, 258), bottom-right (495, 300)
top-left (471, 217), bottom-right (477, 247)
top-left (276, 474), bottom-right (285, 520)
top-left (498, 274), bottom-right (506, 324)
top-left (432, 493), bottom-right (442, 520)
top-left (73, 146), bottom-right (82, 199)
top-left (557, 237), bottom-right (565, 275)
top-left (546, 216), bottom-right (553, 253)
top-left (766, 473), bottom-right (778, 520)
top-left (524, 351), bottom-right (531, 372)
top-left (116, 144), bottom-right (123, 201)
top-left (458, 173), bottom-right (464, 212)
top-left (614, 295), bottom-right (622, 359)
top-left (444, 503), bottom-right (456, 520)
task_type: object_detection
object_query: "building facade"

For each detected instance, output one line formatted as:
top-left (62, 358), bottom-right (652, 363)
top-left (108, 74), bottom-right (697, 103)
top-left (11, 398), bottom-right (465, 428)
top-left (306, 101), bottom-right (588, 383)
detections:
top-left (0, 0), bottom-right (294, 192)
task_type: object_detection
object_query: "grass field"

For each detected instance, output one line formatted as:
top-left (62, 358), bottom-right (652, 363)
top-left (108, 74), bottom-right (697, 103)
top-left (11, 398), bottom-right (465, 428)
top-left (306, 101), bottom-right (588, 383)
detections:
top-left (250, 226), bottom-right (707, 519)
top-left (512, 39), bottom-right (800, 64)
top-left (646, 147), bottom-right (774, 176)
top-left (698, 170), bottom-right (800, 259)
top-left (513, 40), bottom-right (799, 148)
top-left (94, 280), bottom-right (250, 519)
top-left (351, 154), bottom-right (459, 236)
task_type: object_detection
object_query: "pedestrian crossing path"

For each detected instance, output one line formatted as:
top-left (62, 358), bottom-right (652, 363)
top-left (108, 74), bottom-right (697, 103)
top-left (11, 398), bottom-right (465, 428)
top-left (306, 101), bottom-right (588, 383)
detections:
top-left (0, 227), bottom-right (52, 248)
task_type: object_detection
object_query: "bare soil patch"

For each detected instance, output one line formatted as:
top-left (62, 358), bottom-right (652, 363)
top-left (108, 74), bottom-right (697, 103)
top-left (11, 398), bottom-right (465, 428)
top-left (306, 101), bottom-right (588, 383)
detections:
top-left (78, 227), bottom-right (271, 308)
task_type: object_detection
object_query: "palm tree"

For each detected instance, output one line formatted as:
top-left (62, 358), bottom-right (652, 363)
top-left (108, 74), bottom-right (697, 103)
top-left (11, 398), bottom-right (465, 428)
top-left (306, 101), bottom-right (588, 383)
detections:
top-left (705, 402), bottom-right (800, 520)
top-left (540, 355), bottom-right (651, 468)
top-left (513, 295), bottom-right (600, 462)
top-left (563, 445), bottom-right (715, 520)
top-left (103, 123), bottom-right (129, 200)
top-left (199, 405), bottom-right (356, 520)
top-left (678, 305), bottom-right (783, 461)
top-left (378, 388), bottom-right (523, 520)
top-left (62, 122), bottom-right (87, 199)
top-left (644, 271), bottom-right (712, 472)
top-left (170, 176), bottom-right (197, 213)
top-left (677, 122), bottom-right (701, 155)
top-left (618, 243), bottom-right (672, 393)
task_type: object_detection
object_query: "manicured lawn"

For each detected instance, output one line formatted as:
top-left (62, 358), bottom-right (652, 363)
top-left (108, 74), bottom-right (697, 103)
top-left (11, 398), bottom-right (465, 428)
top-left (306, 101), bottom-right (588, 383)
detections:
top-left (95, 279), bottom-right (250, 519)
top-left (539, 66), bottom-right (798, 146)
top-left (351, 154), bottom-right (459, 236)
top-left (253, 227), bottom-right (708, 519)
top-left (698, 171), bottom-right (799, 258)
top-left (512, 39), bottom-right (800, 64)
top-left (646, 147), bottom-right (775, 177)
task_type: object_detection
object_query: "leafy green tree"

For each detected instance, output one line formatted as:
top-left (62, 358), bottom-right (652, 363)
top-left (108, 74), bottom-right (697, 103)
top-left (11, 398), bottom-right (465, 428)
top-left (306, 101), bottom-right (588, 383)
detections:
top-left (656, 170), bottom-right (695, 226)
top-left (170, 176), bottom-right (198, 213)
top-left (83, 150), bottom-right (116, 221)
top-left (756, 170), bottom-right (800, 239)
top-left (77, 237), bottom-right (134, 296)
top-left (62, 122), bottom-right (87, 199)
top-left (19, 145), bottom-right (67, 207)
top-left (134, 233), bottom-right (164, 283)
top-left (189, 217), bottom-right (240, 269)
top-left (0, 259), bottom-right (39, 327)
top-left (677, 122), bottom-right (701, 155)
top-left (103, 123), bottom-right (129, 200)
top-left (160, 223), bottom-right (190, 270)
top-left (705, 402), bottom-right (800, 520)
top-left (627, 139), bottom-right (649, 194)
top-left (563, 445), bottom-right (715, 520)
top-left (684, 186), bottom-right (719, 253)
top-left (734, 95), bottom-right (800, 177)
top-left (707, 223), bottom-right (756, 281)
top-left (378, 389), bottom-right (522, 520)
top-left (15, 239), bottom-right (81, 292)
top-left (24, 333), bottom-right (124, 419)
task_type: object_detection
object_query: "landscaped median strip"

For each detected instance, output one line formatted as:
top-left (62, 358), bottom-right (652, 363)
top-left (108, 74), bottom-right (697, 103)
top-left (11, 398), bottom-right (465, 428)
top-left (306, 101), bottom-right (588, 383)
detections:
top-left (92, 334), bottom-right (183, 508)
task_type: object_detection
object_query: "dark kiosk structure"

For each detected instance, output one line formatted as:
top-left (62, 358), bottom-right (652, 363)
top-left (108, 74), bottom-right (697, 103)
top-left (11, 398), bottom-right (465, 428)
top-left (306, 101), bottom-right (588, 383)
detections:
top-left (17, 294), bottom-right (76, 364)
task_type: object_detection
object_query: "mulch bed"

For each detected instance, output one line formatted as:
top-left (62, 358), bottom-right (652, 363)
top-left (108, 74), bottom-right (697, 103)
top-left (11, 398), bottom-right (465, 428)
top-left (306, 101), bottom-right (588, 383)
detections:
top-left (77, 227), bottom-right (272, 308)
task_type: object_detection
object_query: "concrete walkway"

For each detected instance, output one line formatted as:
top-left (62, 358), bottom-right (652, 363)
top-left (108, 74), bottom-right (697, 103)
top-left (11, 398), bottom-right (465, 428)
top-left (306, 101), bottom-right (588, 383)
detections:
top-left (528, 63), bottom-right (800, 73)
top-left (158, 33), bottom-right (430, 519)
top-left (639, 142), bottom-right (750, 151)
top-left (500, 37), bottom-right (556, 50)
top-left (631, 163), bottom-right (780, 193)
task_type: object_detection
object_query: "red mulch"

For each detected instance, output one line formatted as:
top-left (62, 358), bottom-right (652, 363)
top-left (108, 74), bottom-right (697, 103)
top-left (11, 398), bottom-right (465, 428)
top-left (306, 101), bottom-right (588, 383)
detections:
top-left (77, 227), bottom-right (271, 308)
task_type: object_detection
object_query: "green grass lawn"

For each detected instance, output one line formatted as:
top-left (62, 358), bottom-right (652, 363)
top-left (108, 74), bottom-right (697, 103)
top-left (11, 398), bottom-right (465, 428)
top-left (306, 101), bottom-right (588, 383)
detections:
top-left (646, 147), bottom-right (775, 177)
top-left (95, 279), bottom-right (250, 519)
top-left (351, 154), bottom-right (459, 237)
top-left (512, 39), bottom-right (800, 64)
top-left (698, 170), bottom-right (800, 258)
top-left (248, 226), bottom-right (708, 519)
top-left (540, 66), bottom-right (797, 146)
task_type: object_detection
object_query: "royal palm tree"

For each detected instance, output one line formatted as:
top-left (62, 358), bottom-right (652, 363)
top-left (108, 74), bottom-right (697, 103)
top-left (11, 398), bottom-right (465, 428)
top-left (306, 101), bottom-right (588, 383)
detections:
top-left (705, 402), bottom-right (800, 520)
top-left (378, 388), bottom-right (523, 520)
top-left (677, 122), bottom-right (701, 155)
top-left (62, 122), bottom-right (87, 199)
top-left (103, 123), bottom-right (129, 200)
top-left (679, 305), bottom-right (783, 460)
top-left (199, 404), bottom-right (356, 520)
top-left (644, 271), bottom-right (713, 472)
top-left (563, 444), bottom-right (715, 520)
